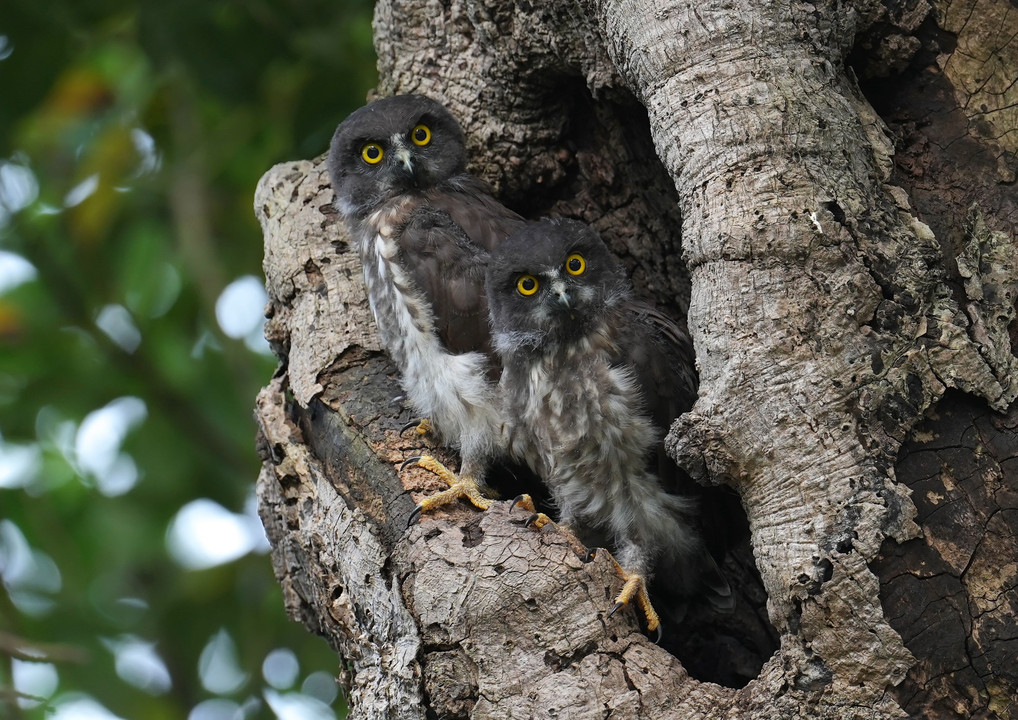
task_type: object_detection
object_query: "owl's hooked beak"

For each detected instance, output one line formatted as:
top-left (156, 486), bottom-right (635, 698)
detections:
top-left (551, 279), bottom-right (570, 309)
top-left (393, 147), bottom-right (418, 185)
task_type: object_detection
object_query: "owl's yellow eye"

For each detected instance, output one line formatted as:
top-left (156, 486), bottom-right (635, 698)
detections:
top-left (411, 124), bottom-right (431, 146)
top-left (361, 143), bottom-right (384, 164)
top-left (516, 275), bottom-right (539, 296)
top-left (565, 254), bottom-right (585, 276)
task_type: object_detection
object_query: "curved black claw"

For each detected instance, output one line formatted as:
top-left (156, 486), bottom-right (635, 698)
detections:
top-left (525, 513), bottom-right (543, 528)
top-left (510, 494), bottom-right (528, 512)
top-left (400, 456), bottom-right (423, 472)
top-left (407, 505), bottom-right (423, 528)
top-left (653, 625), bottom-right (663, 644)
top-left (607, 601), bottom-right (624, 619)
top-left (400, 420), bottom-right (422, 437)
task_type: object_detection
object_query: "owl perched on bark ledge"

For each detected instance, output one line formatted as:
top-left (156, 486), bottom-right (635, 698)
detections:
top-left (326, 94), bottom-right (525, 520)
top-left (486, 217), bottom-right (732, 635)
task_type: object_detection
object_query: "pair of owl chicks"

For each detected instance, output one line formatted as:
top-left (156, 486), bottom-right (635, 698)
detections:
top-left (327, 95), bottom-right (731, 637)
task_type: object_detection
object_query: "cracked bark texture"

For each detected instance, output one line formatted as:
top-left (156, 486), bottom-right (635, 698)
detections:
top-left (254, 0), bottom-right (1018, 718)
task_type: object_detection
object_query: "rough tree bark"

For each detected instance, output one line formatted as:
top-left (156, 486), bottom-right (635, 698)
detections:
top-left (254, 0), bottom-right (1018, 718)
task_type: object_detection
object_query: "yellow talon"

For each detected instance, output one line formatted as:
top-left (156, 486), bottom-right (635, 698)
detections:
top-left (403, 455), bottom-right (491, 526)
top-left (512, 495), bottom-right (662, 637)
top-left (603, 553), bottom-right (661, 636)
top-left (511, 494), bottom-right (589, 555)
top-left (400, 418), bottom-right (432, 437)
top-left (510, 494), bottom-right (551, 527)
top-left (526, 512), bottom-right (554, 529)
top-left (511, 493), bottom-right (537, 513)
top-left (402, 455), bottom-right (458, 486)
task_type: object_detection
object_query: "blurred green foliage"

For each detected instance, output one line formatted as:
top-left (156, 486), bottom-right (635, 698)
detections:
top-left (0, 1), bottom-right (376, 717)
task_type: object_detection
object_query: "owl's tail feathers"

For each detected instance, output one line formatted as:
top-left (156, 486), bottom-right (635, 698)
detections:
top-left (700, 550), bottom-right (735, 613)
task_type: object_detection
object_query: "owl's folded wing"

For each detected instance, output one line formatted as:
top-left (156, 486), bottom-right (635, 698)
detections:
top-left (398, 205), bottom-right (495, 360)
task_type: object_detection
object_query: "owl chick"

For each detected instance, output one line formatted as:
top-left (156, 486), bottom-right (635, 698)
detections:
top-left (486, 217), bottom-right (730, 634)
top-left (327, 94), bottom-right (524, 521)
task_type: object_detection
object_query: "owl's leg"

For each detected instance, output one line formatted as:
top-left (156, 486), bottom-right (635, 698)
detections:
top-left (591, 549), bottom-right (661, 640)
top-left (607, 566), bottom-right (661, 638)
top-left (511, 495), bottom-right (591, 559)
top-left (403, 455), bottom-right (491, 526)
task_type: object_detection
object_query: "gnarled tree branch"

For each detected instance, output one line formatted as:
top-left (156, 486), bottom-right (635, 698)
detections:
top-left (255, 1), bottom-right (1018, 717)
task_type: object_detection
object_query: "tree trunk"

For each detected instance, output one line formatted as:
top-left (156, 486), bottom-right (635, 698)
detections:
top-left (254, 0), bottom-right (1018, 718)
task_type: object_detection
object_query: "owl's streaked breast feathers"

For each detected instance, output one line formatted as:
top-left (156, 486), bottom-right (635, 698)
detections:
top-left (327, 96), bottom-right (727, 634)
top-left (327, 94), bottom-right (523, 508)
top-left (487, 218), bottom-right (730, 631)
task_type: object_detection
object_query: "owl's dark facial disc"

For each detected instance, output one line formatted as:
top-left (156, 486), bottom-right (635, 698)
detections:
top-left (327, 95), bottom-right (468, 220)
top-left (487, 218), bottom-right (628, 354)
